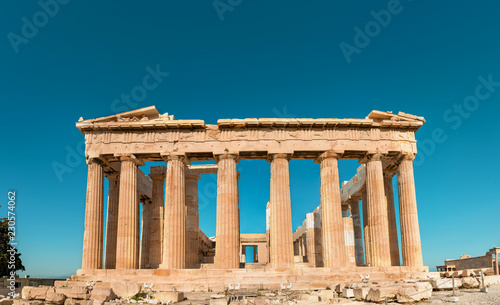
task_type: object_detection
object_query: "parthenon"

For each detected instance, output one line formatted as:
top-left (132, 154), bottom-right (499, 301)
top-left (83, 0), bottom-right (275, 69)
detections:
top-left (72, 106), bottom-right (428, 290)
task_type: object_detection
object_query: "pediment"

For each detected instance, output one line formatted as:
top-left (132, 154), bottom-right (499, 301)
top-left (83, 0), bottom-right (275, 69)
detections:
top-left (78, 106), bottom-right (174, 123)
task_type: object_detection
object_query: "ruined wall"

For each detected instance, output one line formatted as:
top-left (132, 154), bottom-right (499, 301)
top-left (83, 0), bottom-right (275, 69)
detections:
top-left (445, 255), bottom-right (493, 270)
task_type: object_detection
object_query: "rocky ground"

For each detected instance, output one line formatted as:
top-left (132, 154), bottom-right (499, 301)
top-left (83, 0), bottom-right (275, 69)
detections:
top-left (174, 284), bottom-right (500, 304)
top-left (426, 284), bottom-right (500, 304)
top-left (5, 275), bottom-right (500, 305)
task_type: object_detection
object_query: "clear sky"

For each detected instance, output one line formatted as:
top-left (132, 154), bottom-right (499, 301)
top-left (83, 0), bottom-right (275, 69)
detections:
top-left (1, 1), bottom-right (499, 278)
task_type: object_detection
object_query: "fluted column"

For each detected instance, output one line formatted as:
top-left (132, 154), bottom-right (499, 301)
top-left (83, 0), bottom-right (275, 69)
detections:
top-left (266, 201), bottom-right (270, 264)
top-left (349, 199), bottom-right (365, 266)
top-left (104, 172), bottom-right (119, 269)
top-left (398, 154), bottom-right (423, 267)
top-left (185, 172), bottom-right (201, 268)
top-left (384, 173), bottom-right (401, 266)
top-left (316, 151), bottom-right (346, 268)
top-left (365, 154), bottom-right (391, 267)
top-left (215, 153), bottom-right (240, 269)
top-left (115, 155), bottom-right (142, 269)
top-left (343, 217), bottom-right (356, 266)
top-left (306, 212), bottom-right (322, 266)
top-left (140, 200), bottom-right (152, 268)
top-left (495, 253), bottom-right (499, 275)
top-left (148, 167), bottom-right (166, 269)
top-left (361, 191), bottom-right (371, 266)
top-left (268, 153), bottom-right (294, 268)
top-left (82, 158), bottom-right (104, 270)
top-left (161, 155), bottom-right (188, 269)
top-left (362, 190), bottom-right (371, 266)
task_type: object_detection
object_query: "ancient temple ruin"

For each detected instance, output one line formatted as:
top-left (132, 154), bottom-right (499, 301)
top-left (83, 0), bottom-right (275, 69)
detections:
top-left (71, 106), bottom-right (428, 291)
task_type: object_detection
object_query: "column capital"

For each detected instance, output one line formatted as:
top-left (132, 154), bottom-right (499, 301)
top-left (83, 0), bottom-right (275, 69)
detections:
top-left (359, 153), bottom-right (384, 164)
top-left (149, 166), bottom-right (166, 180)
top-left (266, 153), bottom-right (292, 162)
top-left (141, 199), bottom-right (152, 205)
top-left (314, 150), bottom-right (342, 163)
top-left (347, 195), bottom-right (362, 205)
top-left (104, 171), bottom-right (119, 181)
top-left (161, 153), bottom-right (190, 165)
top-left (399, 153), bottom-right (416, 162)
top-left (185, 173), bottom-right (201, 181)
top-left (115, 153), bottom-right (145, 166)
top-left (86, 157), bottom-right (105, 166)
top-left (214, 152), bottom-right (239, 163)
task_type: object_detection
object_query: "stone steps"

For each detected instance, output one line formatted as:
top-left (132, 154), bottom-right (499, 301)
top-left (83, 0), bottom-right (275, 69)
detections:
top-left (57, 266), bottom-right (429, 292)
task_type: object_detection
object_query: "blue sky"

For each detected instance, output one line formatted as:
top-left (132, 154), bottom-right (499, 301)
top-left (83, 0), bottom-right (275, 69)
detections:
top-left (1, 1), bottom-right (499, 277)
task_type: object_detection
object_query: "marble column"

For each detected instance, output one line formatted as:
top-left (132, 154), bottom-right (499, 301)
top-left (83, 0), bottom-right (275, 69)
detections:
top-left (268, 153), bottom-right (294, 268)
top-left (349, 199), bottom-right (365, 266)
top-left (115, 155), bottom-right (142, 269)
top-left (241, 247), bottom-right (246, 263)
top-left (317, 151), bottom-right (346, 268)
top-left (140, 200), bottom-right (152, 268)
top-left (384, 173), bottom-right (401, 266)
top-left (185, 172), bottom-right (201, 269)
top-left (266, 201), bottom-right (271, 264)
top-left (215, 153), bottom-right (240, 269)
top-left (148, 167), bottom-right (165, 269)
top-left (398, 154), bottom-right (423, 267)
top-left (365, 154), bottom-right (391, 267)
top-left (161, 155), bottom-right (187, 269)
top-left (495, 252), bottom-right (499, 275)
top-left (343, 217), bottom-right (356, 266)
top-left (302, 235), bottom-right (308, 258)
top-left (82, 158), bottom-right (104, 270)
top-left (104, 172), bottom-right (119, 269)
top-left (362, 190), bottom-right (371, 266)
top-left (306, 212), bottom-right (322, 267)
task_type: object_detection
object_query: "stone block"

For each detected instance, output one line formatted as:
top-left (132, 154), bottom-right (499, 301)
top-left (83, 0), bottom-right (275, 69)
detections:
top-left (22, 286), bottom-right (49, 301)
top-left (461, 270), bottom-right (476, 277)
top-left (14, 301), bottom-right (44, 305)
top-left (341, 288), bottom-right (353, 298)
top-left (353, 287), bottom-right (370, 301)
top-left (89, 288), bottom-right (116, 302)
top-left (334, 283), bottom-right (346, 294)
top-left (109, 283), bottom-right (141, 299)
top-left (209, 299), bottom-right (228, 305)
top-left (0, 299), bottom-right (14, 305)
top-left (445, 271), bottom-right (460, 278)
top-left (461, 277), bottom-right (479, 288)
top-left (152, 291), bottom-right (184, 303)
top-left (366, 286), bottom-right (399, 303)
top-left (430, 278), bottom-right (462, 290)
top-left (317, 289), bottom-right (335, 301)
top-left (63, 299), bottom-right (92, 305)
top-left (45, 288), bottom-right (67, 305)
top-left (483, 275), bottom-right (500, 287)
top-left (396, 282), bottom-right (432, 303)
top-left (64, 287), bottom-right (90, 300)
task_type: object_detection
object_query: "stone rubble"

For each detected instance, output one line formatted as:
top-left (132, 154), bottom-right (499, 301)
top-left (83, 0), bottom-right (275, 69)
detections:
top-left (12, 275), bottom-right (500, 304)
